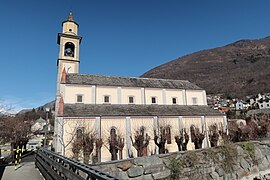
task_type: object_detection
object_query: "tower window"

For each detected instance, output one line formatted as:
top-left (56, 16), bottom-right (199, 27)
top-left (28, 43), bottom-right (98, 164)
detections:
top-left (151, 97), bottom-right (157, 104)
top-left (64, 42), bottom-right (75, 57)
top-left (128, 96), bottom-right (134, 104)
top-left (69, 29), bottom-right (72, 32)
top-left (172, 97), bottom-right (177, 104)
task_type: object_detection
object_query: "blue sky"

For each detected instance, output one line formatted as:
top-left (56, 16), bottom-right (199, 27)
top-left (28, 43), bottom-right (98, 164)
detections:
top-left (1, 0), bottom-right (270, 112)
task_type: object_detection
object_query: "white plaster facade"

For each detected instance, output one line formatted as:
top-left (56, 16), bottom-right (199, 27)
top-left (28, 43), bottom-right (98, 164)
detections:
top-left (61, 84), bottom-right (207, 106)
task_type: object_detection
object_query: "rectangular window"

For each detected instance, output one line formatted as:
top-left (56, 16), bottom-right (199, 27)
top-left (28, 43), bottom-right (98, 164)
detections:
top-left (267, 104), bottom-right (269, 107)
top-left (192, 97), bottom-right (197, 105)
top-left (172, 98), bottom-right (177, 104)
top-left (151, 97), bottom-right (157, 104)
top-left (76, 95), bottom-right (83, 103)
top-left (104, 96), bottom-right (110, 103)
top-left (129, 96), bottom-right (134, 104)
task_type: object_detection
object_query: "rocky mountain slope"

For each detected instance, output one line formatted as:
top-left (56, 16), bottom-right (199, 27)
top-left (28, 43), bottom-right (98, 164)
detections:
top-left (141, 36), bottom-right (270, 98)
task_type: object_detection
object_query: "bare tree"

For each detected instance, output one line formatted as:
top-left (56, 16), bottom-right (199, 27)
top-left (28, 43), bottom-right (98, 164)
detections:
top-left (226, 116), bottom-right (270, 143)
top-left (154, 125), bottom-right (170, 154)
top-left (175, 128), bottom-right (189, 151)
top-left (108, 128), bottom-right (125, 160)
top-left (208, 124), bottom-right (219, 147)
top-left (0, 116), bottom-right (32, 162)
top-left (82, 132), bottom-right (95, 164)
top-left (71, 139), bottom-right (81, 160)
top-left (130, 126), bottom-right (150, 157)
top-left (95, 138), bottom-right (103, 163)
top-left (70, 127), bottom-right (103, 164)
top-left (190, 125), bottom-right (205, 149)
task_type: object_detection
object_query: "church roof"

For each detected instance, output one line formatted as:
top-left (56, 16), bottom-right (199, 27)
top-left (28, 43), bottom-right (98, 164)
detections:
top-left (63, 104), bottom-right (223, 117)
top-left (64, 74), bottom-right (202, 90)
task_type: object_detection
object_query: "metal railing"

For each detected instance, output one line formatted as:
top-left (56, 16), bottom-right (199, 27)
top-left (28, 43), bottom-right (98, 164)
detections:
top-left (35, 148), bottom-right (119, 180)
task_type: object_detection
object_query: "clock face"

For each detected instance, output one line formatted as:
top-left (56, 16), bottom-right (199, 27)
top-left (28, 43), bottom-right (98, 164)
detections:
top-left (63, 64), bottom-right (75, 73)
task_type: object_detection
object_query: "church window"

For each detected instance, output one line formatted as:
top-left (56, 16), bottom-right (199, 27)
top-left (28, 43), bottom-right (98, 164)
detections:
top-left (128, 96), bottom-right (134, 104)
top-left (192, 97), bottom-right (197, 105)
top-left (76, 95), bottom-right (83, 103)
top-left (76, 127), bottom-right (84, 139)
top-left (151, 97), bottom-right (157, 104)
top-left (104, 96), bottom-right (110, 103)
top-left (110, 127), bottom-right (117, 137)
top-left (166, 126), bottom-right (172, 144)
top-left (69, 29), bottom-right (72, 32)
top-left (64, 42), bottom-right (75, 57)
top-left (172, 97), bottom-right (177, 104)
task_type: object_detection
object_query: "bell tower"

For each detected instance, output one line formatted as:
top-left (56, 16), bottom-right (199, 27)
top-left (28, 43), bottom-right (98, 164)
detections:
top-left (54, 11), bottom-right (82, 154)
top-left (57, 10), bottom-right (82, 80)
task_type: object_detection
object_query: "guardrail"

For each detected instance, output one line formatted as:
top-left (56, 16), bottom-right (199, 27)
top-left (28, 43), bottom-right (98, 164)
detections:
top-left (35, 148), bottom-right (120, 180)
top-left (0, 148), bottom-right (36, 170)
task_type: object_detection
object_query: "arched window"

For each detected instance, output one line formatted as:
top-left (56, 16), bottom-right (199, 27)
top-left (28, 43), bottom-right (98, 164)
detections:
top-left (190, 125), bottom-right (196, 142)
top-left (76, 127), bottom-right (84, 139)
top-left (110, 127), bottom-right (117, 138)
top-left (166, 126), bottom-right (172, 144)
top-left (64, 42), bottom-right (75, 57)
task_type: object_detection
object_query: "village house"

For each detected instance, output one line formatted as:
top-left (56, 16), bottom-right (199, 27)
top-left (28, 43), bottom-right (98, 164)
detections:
top-left (248, 93), bottom-right (270, 109)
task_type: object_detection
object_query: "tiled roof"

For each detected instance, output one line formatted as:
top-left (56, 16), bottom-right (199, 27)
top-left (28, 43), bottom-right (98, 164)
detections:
top-left (64, 74), bottom-right (202, 90)
top-left (63, 104), bottom-right (223, 117)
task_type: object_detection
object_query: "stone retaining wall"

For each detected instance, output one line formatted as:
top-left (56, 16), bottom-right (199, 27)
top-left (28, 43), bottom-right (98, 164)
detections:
top-left (91, 141), bottom-right (270, 179)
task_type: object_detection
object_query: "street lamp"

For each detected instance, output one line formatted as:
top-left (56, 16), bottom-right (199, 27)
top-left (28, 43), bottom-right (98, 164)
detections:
top-left (44, 107), bottom-right (50, 148)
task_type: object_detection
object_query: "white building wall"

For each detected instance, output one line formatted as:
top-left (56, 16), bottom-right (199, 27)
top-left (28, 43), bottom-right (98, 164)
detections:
top-left (63, 85), bottom-right (92, 104)
top-left (165, 89), bottom-right (185, 105)
top-left (61, 84), bottom-right (207, 106)
top-left (62, 115), bottom-right (225, 162)
top-left (96, 86), bottom-right (118, 104)
top-left (121, 87), bottom-right (143, 104)
top-left (145, 88), bottom-right (164, 105)
top-left (186, 90), bottom-right (206, 105)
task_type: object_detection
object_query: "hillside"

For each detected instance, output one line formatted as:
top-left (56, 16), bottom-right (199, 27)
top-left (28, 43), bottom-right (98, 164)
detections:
top-left (141, 36), bottom-right (270, 98)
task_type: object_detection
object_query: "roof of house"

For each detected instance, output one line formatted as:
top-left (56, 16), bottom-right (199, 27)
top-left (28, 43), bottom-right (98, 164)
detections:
top-left (63, 104), bottom-right (223, 117)
top-left (64, 74), bottom-right (202, 90)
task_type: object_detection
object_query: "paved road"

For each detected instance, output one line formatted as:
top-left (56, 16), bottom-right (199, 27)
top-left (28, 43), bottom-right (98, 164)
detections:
top-left (1, 152), bottom-right (44, 180)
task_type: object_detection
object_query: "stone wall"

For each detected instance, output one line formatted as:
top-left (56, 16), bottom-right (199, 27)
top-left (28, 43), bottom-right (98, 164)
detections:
top-left (90, 141), bottom-right (270, 179)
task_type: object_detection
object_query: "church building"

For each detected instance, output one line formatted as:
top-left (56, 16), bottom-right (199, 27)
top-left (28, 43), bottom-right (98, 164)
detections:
top-left (53, 12), bottom-right (226, 162)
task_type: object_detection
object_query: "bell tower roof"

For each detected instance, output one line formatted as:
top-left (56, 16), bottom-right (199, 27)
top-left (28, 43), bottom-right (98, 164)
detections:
top-left (66, 10), bottom-right (75, 22)
top-left (62, 10), bottom-right (79, 27)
